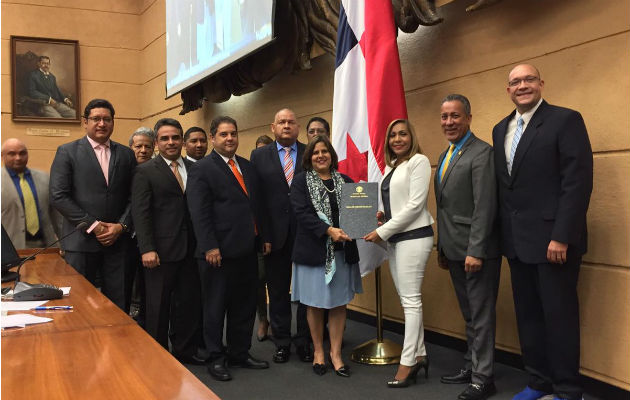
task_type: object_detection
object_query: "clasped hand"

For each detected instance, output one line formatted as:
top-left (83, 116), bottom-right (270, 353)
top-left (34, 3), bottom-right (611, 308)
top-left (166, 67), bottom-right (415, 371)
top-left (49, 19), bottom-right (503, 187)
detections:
top-left (94, 222), bottom-right (123, 247)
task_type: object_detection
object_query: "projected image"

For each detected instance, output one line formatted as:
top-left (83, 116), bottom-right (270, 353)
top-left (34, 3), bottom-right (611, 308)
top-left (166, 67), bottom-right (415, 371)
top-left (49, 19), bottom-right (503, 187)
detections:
top-left (166, 0), bottom-right (273, 98)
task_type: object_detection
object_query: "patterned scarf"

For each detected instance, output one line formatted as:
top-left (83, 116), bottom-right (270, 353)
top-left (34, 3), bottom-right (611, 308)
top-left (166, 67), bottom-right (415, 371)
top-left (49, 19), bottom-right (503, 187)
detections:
top-left (305, 168), bottom-right (345, 284)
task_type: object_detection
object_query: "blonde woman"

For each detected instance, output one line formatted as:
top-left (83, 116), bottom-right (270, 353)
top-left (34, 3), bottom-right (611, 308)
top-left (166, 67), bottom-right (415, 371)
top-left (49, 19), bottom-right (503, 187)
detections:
top-left (364, 119), bottom-right (434, 388)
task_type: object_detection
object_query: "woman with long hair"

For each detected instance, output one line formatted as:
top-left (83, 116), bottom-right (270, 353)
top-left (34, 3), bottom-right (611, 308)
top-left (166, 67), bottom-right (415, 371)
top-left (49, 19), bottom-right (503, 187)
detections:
top-left (364, 119), bottom-right (434, 388)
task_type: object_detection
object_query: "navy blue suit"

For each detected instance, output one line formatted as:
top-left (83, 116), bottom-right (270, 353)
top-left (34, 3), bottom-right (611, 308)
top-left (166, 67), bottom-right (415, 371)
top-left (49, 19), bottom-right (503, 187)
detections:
top-left (492, 100), bottom-right (593, 399)
top-left (187, 150), bottom-right (267, 362)
top-left (250, 141), bottom-right (310, 350)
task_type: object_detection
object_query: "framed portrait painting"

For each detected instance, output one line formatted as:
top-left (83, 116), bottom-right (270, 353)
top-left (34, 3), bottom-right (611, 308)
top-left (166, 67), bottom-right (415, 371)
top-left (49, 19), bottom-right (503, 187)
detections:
top-left (11, 36), bottom-right (80, 123)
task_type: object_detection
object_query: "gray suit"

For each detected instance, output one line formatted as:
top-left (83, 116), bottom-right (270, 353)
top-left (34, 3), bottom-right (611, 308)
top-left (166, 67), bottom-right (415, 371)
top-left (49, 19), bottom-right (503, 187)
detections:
top-left (1, 167), bottom-right (60, 248)
top-left (50, 137), bottom-right (136, 309)
top-left (434, 133), bottom-right (500, 384)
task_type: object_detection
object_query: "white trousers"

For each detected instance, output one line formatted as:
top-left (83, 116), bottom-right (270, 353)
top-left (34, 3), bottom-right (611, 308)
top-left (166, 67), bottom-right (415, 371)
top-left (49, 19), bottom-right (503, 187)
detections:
top-left (387, 236), bottom-right (433, 366)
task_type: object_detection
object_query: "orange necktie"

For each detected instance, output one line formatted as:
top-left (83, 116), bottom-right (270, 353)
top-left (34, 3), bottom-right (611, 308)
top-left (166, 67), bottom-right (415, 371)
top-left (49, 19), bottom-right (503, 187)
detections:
top-left (228, 159), bottom-right (248, 195)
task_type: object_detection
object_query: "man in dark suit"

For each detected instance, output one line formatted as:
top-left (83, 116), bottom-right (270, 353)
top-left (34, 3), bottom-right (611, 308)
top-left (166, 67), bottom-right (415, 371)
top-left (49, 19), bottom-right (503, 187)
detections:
top-left (131, 118), bottom-right (202, 363)
top-left (187, 116), bottom-right (270, 381)
top-left (27, 56), bottom-right (76, 118)
top-left (492, 65), bottom-right (593, 400)
top-left (250, 108), bottom-right (312, 363)
top-left (435, 94), bottom-right (501, 400)
top-left (50, 98), bottom-right (136, 310)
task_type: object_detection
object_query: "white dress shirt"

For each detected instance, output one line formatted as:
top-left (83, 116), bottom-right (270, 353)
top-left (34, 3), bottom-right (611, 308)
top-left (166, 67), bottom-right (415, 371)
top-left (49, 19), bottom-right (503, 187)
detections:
top-left (504, 98), bottom-right (543, 163)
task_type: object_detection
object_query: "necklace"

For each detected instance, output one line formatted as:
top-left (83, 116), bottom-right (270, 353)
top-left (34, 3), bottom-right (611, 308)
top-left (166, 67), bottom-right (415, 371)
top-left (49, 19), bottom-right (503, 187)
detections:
top-left (321, 179), bottom-right (335, 193)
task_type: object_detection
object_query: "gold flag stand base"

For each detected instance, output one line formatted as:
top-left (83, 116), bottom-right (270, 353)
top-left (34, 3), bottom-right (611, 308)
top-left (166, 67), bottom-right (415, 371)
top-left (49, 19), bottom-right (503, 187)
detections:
top-left (351, 338), bottom-right (401, 365)
top-left (351, 266), bottom-right (402, 365)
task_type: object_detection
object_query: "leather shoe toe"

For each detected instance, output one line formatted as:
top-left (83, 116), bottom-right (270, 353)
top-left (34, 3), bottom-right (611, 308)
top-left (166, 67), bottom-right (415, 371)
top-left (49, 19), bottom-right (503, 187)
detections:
top-left (229, 356), bottom-right (269, 369)
top-left (312, 363), bottom-right (327, 376)
top-left (458, 382), bottom-right (496, 400)
top-left (441, 369), bottom-right (472, 384)
top-left (296, 345), bottom-right (314, 363)
top-left (334, 365), bottom-right (350, 378)
top-left (208, 360), bottom-right (232, 381)
top-left (273, 347), bottom-right (290, 363)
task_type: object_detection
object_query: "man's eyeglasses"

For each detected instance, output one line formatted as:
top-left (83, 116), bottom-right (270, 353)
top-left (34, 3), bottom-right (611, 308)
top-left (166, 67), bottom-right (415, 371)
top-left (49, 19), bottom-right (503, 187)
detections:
top-left (85, 116), bottom-right (113, 124)
top-left (508, 76), bottom-right (540, 87)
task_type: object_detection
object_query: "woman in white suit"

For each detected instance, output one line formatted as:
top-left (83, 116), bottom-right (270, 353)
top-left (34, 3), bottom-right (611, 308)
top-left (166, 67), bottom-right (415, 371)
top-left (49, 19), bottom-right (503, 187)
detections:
top-left (364, 119), bottom-right (434, 388)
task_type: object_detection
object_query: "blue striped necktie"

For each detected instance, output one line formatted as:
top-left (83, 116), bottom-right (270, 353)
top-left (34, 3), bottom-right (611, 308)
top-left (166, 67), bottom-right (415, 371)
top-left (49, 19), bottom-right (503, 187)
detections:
top-left (508, 117), bottom-right (524, 175)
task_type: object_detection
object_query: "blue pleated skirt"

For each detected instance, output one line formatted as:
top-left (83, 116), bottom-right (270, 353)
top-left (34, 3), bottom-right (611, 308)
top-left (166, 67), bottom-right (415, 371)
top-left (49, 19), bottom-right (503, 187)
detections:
top-left (291, 250), bottom-right (363, 309)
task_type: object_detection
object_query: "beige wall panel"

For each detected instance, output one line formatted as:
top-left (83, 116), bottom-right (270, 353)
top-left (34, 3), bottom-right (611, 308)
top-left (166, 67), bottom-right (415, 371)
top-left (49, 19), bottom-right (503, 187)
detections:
top-left (139, 36), bottom-right (164, 85)
top-left (1, 117), bottom-right (83, 148)
top-left (80, 47), bottom-right (140, 84)
top-left (79, 81), bottom-right (140, 120)
top-left (1, 3), bottom-right (140, 49)
top-left (2, 1), bottom-right (139, 14)
top-left (140, 0), bottom-right (164, 50)
top-left (586, 154), bottom-right (630, 266)
top-left (139, 73), bottom-right (181, 119)
top-left (578, 265), bottom-right (630, 388)
top-left (194, 55), bottom-right (336, 132)
top-left (140, 0), bottom-right (156, 15)
top-left (398, 0), bottom-right (630, 94)
top-left (402, 34), bottom-right (630, 158)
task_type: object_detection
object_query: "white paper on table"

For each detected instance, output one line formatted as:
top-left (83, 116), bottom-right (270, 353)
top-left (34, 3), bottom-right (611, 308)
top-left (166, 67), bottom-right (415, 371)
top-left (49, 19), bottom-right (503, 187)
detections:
top-left (60, 287), bottom-right (71, 296)
top-left (1, 313), bottom-right (52, 329)
top-left (1, 300), bottom-right (48, 311)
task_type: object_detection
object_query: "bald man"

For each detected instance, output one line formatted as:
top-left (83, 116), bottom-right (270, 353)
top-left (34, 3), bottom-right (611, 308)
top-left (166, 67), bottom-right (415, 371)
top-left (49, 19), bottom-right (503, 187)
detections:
top-left (493, 64), bottom-right (593, 400)
top-left (250, 108), bottom-right (312, 364)
top-left (1, 138), bottom-right (59, 248)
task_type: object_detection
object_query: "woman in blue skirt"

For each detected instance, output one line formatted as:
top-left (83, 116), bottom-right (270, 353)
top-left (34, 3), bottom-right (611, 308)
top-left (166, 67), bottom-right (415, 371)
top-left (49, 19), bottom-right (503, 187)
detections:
top-left (290, 135), bottom-right (363, 377)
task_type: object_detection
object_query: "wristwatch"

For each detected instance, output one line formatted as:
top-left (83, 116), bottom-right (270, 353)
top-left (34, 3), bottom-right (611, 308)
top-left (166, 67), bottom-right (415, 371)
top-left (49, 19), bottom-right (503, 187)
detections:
top-left (119, 222), bottom-right (129, 233)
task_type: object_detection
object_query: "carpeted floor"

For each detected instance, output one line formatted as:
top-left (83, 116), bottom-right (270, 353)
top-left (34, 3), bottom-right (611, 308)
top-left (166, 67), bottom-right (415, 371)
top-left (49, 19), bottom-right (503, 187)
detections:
top-left (181, 312), bottom-right (606, 400)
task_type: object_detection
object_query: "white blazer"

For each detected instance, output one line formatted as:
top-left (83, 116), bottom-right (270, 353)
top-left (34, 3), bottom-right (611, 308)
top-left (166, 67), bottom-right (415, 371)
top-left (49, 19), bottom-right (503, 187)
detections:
top-left (375, 153), bottom-right (434, 241)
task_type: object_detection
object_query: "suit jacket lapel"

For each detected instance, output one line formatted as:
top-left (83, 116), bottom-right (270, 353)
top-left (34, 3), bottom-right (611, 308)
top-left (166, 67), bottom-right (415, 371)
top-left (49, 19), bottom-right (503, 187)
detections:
top-left (510, 101), bottom-right (547, 181)
top-left (439, 135), bottom-right (476, 191)
top-left (295, 141), bottom-right (305, 175)
top-left (154, 156), bottom-right (183, 192)
top-left (80, 137), bottom-right (107, 187)
top-left (271, 142), bottom-right (289, 188)
top-left (212, 151), bottom-right (248, 197)
top-left (495, 112), bottom-right (514, 183)
top-left (435, 148), bottom-right (447, 200)
top-left (108, 141), bottom-right (118, 185)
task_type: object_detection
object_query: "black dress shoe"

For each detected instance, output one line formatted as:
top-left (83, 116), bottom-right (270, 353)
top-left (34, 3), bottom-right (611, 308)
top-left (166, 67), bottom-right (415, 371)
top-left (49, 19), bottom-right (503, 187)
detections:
top-left (387, 363), bottom-right (420, 388)
top-left (441, 368), bottom-right (472, 384)
top-left (208, 359), bottom-right (232, 381)
top-left (296, 345), bottom-right (314, 362)
top-left (273, 347), bottom-right (290, 363)
top-left (312, 363), bottom-right (327, 376)
top-left (228, 355), bottom-right (269, 369)
top-left (334, 365), bottom-right (350, 378)
top-left (458, 382), bottom-right (497, 400)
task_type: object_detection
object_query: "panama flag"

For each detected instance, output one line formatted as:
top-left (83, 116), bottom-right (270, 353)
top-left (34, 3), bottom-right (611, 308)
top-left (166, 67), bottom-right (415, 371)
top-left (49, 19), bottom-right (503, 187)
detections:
top-left (332, 0), bottom-right (408, 275)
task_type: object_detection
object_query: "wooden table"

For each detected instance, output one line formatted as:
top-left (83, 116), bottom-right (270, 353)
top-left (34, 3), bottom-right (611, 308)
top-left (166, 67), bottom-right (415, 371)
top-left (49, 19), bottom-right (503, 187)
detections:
top-left (2, 253), bottom-right (219, 400)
